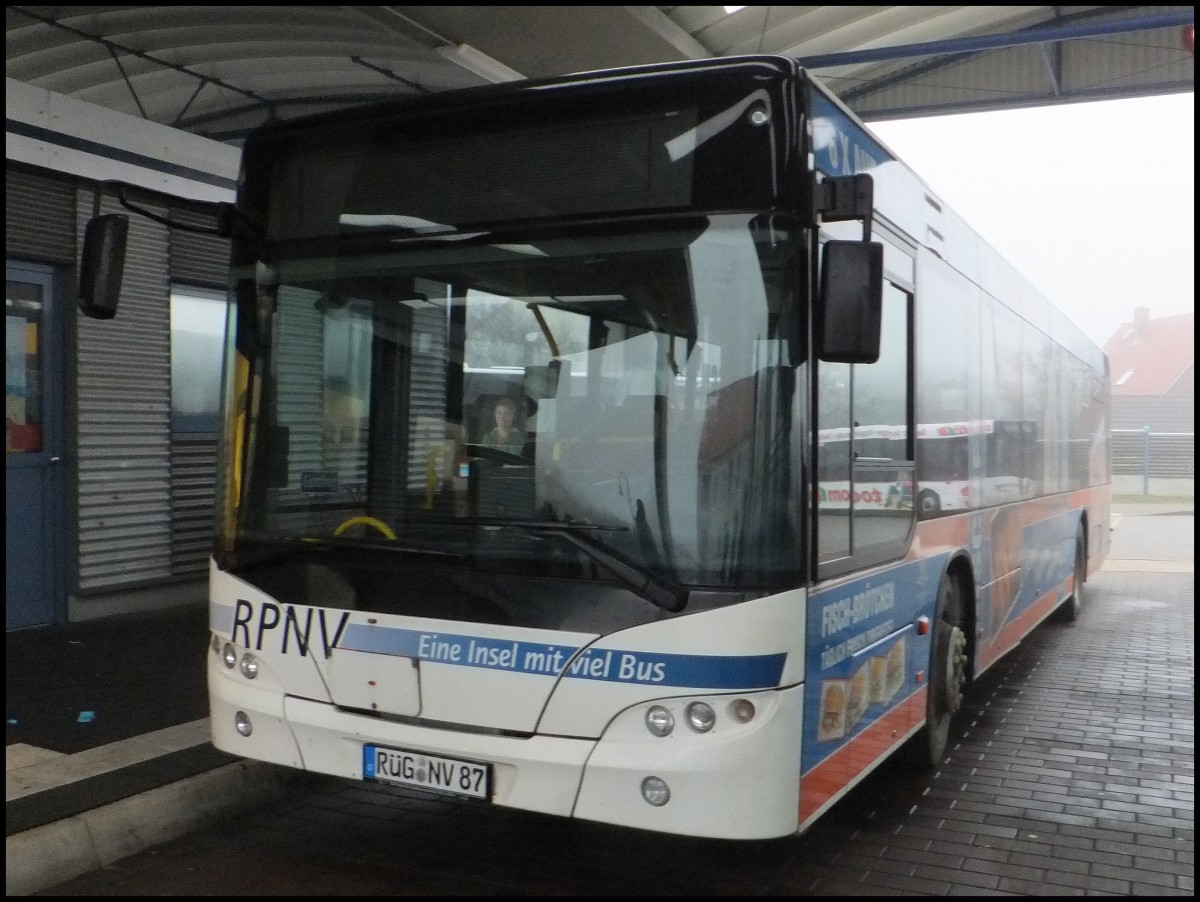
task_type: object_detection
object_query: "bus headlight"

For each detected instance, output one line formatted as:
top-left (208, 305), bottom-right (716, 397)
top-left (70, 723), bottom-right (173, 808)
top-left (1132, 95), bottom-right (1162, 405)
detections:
top-left (641, 776), bottom-right (670, 806)
top-left (239, 653), bottom-right (260, 679)
top-left (222, 643), bottom-right (238, 669)
top-left (729, 698), bottom-right (756, 723)
top-left (645, 705), bottom-right (674, 737)
top-left (685, 701), bottom-right (716, 733)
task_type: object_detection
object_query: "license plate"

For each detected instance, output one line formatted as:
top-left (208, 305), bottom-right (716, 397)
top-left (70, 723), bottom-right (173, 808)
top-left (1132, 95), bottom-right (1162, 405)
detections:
top-left (363, 745), bottom-right (491, 800)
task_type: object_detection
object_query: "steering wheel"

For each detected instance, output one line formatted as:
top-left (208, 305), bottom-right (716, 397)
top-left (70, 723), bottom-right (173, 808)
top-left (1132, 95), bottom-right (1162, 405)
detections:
top-left (333, 516), bottom-right (397, 540)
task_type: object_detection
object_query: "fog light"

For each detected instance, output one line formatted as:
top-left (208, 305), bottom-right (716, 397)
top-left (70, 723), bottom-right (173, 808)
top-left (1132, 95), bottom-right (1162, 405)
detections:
top-left (641, 776), bottom-right (670, 806)
top-left (685, 701), bottom-right (716, 733)
top-left (730, 698), bottom-right (756, 723)
top-left (211, 634), bottom-right (220, 654)
top-left (645, 705), bottom-right (674, 737)
top-left (239, 653), bottom-right (259, 679)
top-left (222, 642), bottom-right (238, 669)
top-left (234, 710), bottom-right (253, 737)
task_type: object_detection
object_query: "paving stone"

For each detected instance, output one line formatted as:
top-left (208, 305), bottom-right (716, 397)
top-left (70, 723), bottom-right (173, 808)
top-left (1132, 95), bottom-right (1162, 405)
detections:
top-left (15, 511), bottom-right (1195, 896)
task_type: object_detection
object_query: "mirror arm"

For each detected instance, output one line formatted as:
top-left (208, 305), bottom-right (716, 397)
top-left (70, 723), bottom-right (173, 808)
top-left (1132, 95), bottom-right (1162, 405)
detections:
top-left (93, 180), bottom-right (246, 238)
top-left (815, 173), bottom-right (874, 240)
top-left (110, 182), bottom-right (234, 236)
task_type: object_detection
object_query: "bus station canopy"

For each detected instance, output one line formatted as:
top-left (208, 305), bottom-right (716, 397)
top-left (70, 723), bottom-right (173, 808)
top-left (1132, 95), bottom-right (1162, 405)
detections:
top-left (6, 5), bottom-right (1195, 145)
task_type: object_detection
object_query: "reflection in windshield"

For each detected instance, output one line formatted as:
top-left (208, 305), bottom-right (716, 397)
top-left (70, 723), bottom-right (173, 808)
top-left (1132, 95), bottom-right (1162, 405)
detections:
top-left (228, 215), bottom-right (803, 597)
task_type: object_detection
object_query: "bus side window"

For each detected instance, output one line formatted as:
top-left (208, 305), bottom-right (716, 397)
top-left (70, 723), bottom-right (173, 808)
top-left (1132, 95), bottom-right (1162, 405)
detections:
top-left (817, 281), bottom-right (913, 572)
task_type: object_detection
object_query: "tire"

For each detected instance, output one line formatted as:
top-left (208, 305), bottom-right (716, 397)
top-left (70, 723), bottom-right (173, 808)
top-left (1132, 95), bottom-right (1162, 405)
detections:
top-left (1053, 523), bottom-right (1087, 623)
top-left (905, 570), bottom-right (969, 768)
top-left (917, 489), bottom-right (941, 516)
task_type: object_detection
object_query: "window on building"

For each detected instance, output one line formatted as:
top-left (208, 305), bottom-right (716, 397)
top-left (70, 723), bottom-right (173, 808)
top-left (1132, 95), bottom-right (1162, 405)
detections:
top-left (6, 278), bottom-right (45, 453)
top-left (170, 286), bottom-right (227, 433)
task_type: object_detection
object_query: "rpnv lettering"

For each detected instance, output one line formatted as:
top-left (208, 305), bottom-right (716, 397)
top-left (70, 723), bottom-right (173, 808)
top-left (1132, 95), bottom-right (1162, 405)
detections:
top-left (231, 599), bottom-right (349, 657)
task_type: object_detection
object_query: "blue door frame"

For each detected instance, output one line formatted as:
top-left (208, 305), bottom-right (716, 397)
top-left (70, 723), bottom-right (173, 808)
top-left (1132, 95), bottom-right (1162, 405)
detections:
top-left (6, 261), bottom-right (67, 630)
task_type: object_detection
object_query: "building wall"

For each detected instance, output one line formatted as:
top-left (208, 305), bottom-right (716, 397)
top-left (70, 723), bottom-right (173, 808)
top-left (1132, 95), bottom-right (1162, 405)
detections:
top-left (6, 81), bottom-right (236, 625)
top-left (8, 163), bottom-right (232, 622)
top-left (1111, 396), bottom-right (1195, 433)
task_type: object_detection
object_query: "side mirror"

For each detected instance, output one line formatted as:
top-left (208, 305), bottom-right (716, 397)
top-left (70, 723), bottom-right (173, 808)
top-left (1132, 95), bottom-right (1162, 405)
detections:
top-left (78, 214), bottom-right (130, 319)
top-left (818, 240), bottom-right (883, 364)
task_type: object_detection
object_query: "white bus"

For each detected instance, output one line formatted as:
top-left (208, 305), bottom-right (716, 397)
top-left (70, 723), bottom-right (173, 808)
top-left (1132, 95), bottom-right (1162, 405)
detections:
top-left (80, 55), bottom-right (1110, 840)
top-left (911, 418), bottom-right (1041, 514)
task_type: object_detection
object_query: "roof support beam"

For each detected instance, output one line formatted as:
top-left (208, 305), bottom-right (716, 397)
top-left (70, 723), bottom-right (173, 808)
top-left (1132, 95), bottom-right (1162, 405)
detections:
top-left (350, 56), bottom-right (432, 93)
top-left (105, 44), bottom-right (148, 119)
top-left (795, 9), bottom-right (1195, 69)
top-left (623, 6), bottom-right (711, 59)
top-left (1039, 42), bottom-right (1064, 97)
top-left (11, 6), bottom-right (277, 121)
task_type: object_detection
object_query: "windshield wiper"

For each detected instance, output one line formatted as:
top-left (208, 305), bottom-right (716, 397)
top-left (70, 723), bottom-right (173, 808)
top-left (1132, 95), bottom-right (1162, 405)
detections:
top-left (379, 517), bottom-right (688, 613)
top-left (522, 523), bottom-right (688, 613)
top-left (301, 535), bottom-right (468, 557)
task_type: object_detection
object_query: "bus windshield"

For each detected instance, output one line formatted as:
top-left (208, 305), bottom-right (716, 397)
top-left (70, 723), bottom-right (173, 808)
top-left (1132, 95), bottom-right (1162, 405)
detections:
top-left (222, 214), bottom-right (804, 624)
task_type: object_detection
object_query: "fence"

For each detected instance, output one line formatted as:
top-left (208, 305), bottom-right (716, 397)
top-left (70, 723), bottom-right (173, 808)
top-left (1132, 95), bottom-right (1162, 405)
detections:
top-left (1111, 429), bottom-right (1194, 496)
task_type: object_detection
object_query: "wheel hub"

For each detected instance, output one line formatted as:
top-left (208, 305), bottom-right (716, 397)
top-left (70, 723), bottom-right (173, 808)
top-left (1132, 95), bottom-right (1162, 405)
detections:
top-left (939, 624), bottom-right (968, 714)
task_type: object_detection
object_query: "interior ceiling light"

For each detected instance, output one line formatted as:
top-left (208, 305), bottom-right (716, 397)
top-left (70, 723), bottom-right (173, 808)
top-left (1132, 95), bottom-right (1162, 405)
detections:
top-left (436, 43), bottom-right (524, 83)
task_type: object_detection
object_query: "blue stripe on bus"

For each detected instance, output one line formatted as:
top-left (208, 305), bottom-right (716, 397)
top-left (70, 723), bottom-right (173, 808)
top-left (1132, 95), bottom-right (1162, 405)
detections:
top-left (211, 603), bottom-right (785, 689)
top-left (339, 623), bottom-right (787, 689)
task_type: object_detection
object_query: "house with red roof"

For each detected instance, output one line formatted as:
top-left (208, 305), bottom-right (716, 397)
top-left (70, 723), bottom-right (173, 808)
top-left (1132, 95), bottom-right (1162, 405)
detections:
top-left (1103, 308), bottom-right (1194, 491)
top-left (1104, 307), bottom-right (1194, 432)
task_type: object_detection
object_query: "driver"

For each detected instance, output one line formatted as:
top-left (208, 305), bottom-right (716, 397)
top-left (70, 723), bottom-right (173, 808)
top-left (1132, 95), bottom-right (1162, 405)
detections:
top-left (479, 396), bottom-right (525, 455)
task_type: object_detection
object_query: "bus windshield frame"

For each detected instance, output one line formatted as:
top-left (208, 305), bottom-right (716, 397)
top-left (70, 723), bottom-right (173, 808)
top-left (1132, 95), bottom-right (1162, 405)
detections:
top-left (219, 211), bottom-right (808, 627)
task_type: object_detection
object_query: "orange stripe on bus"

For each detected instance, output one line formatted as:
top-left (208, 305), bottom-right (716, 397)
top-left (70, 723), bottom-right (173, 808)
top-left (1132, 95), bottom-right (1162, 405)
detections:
top-left (980, 583), bottom-right (1066, 668)
top-left (909, 517), bottom-right (969, 559)
top-left (799, 688), bottom-right (926, 825)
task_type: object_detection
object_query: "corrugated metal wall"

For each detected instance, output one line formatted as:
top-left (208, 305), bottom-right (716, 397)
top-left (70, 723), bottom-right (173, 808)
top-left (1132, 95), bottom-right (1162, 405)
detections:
top-left (169, 433), bottom-right (220, 577)
top-left (408, 303), bottom-right (450, 491)
top-left (74, 188), bottom-right (173, 591)
top-left (6, 169), bottom-right (77, 264)
top-left (168, 209), bottom-right (230, 577)
top-left (169, 210), bottom-right (230, 286)
top-left (276, 285), bottom-right (326, 488)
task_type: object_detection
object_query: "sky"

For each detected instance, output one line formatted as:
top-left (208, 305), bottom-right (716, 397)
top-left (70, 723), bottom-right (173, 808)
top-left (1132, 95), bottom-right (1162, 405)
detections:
top-left (868, 92), bottom-right (1195, 348)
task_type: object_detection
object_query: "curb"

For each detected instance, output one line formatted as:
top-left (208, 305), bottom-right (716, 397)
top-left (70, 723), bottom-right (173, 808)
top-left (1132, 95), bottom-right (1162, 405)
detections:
top-left (6, 760), bottom-right (296, 896)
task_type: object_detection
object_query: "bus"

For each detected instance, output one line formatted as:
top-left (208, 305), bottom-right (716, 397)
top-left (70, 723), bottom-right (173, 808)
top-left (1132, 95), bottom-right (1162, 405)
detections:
top-left (79, 55), bottom-right (1110, 840)
top-left (910, 418), bottom-right (1041, 515)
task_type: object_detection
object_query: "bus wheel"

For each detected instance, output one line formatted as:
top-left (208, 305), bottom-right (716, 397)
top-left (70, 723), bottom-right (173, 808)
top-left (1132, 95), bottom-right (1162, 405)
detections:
top-left (917, 489), bottom-right (941, 515)
top-left (906, 571), bottom-right (968, 768)
top-left (1053, 523), bottom-right (1087, 622)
